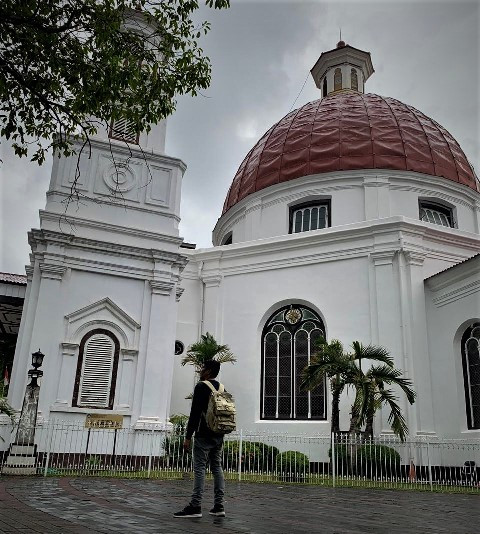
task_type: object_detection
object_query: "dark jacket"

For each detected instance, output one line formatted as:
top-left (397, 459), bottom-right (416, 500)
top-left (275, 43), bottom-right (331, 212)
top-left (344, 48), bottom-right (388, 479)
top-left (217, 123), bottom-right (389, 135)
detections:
top-left (186, 380), bottom-right (223, 439)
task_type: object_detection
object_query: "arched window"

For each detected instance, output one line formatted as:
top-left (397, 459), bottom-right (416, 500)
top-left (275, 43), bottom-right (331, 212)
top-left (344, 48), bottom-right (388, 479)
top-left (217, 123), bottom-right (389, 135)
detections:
top-left (72, 329), bottom-right (120, 409)
top-left (322, 77), bottom-right (327, 97)
top-left (261, 305), bottom-right (326, 420)
top-left (419, 201), bottom-right (454, 228)
top-left (351, 69), bottom-right (358, 91)
top-left (290, 201), bottom-right (330, 234)
top-left (461, 323), bottom-right (480, 429)
top-left (334, 68), bottom-right (342, 91)
top-left (221, 232), bottom-right (233, 245)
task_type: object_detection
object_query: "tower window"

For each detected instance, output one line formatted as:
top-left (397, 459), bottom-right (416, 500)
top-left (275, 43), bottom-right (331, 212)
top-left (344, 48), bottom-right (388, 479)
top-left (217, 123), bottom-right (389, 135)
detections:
top-left (72, 329), bottom-right (120, 409)
top-left (419, 201), bottom-right (454, 228)
top-left (351, 69), bottom-right (358, 91)
top-left (221, 232), bottom-right (233, 245)
top-left (322, 78), bottom-right (327, 97)
top-left (334, 68), bottom-right (342, 91)
top-left (461, 323), bottom-right (480, 430)
top-left (290, 201), bottom-right (330, 234)
top-left (261, 305), bottom-right (326, 420)
top-left (109, 118), bottom-right (140, 144)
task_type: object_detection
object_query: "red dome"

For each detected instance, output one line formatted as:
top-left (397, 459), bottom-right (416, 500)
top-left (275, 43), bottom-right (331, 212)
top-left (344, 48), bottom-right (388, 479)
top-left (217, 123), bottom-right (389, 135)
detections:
top-left (222, 93), bottom-right (478, 215)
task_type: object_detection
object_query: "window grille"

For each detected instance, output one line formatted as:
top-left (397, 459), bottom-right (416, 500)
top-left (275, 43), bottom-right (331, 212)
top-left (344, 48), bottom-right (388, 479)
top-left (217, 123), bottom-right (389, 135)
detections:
top-left (73, 330), bottom-right (120, 409)
top-left (351, 69), bottom-right (358, 91)
top-left (291, 203), bottom-right (329, 233)
top-left (109, 118), bottom-right (139, 144)
top-left (419, 202), bottom-right (454, 228)
top-left (461, 323), bottom-right (480, 429)
top-left (261, 305), bottom-right (326, 420)
top-left (334, 68), bottom-right (342, 91)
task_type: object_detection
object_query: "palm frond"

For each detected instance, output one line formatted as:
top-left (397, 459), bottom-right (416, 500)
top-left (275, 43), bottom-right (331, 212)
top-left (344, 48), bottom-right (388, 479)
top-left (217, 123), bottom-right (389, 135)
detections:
top-left (350, 341), bottom-right (394, 367)
top-left (0, 398), bottom-right (16, 424)
top-left (182, 332), bottom-right (236, 368)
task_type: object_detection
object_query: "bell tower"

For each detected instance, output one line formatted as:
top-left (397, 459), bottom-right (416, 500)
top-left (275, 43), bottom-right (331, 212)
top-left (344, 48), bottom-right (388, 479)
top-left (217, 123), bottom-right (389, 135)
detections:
top-left (311, 41), bottom-right (374, 98)
top-left (8, 10), bottom-right (188, 431)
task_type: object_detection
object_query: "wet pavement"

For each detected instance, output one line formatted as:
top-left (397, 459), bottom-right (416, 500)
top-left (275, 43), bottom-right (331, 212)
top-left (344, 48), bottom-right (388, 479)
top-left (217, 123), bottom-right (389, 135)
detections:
top-left (0, 477), bottom-right (478, 533)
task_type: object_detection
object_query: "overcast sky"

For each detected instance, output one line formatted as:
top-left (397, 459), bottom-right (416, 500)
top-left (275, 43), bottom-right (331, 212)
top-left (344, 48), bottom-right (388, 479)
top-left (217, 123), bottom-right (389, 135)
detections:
top-left (1, 0), bottom-right (478, 274)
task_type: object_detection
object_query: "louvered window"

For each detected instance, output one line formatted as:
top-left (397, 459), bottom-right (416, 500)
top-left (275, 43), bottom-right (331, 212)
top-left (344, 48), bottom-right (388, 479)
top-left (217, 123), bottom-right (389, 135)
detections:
top-left (461, 323), bottom-right (480, 430)
top-left (109, 118), bottom-right (139, 144)
top-left (261, 305), bottom-right (326, 420)
top-left (334, 68), bottom-right (342, 91)
top-left (73, 330), bottom-right (120, 409)
top-left (351, 69), bottom-right (358, 91)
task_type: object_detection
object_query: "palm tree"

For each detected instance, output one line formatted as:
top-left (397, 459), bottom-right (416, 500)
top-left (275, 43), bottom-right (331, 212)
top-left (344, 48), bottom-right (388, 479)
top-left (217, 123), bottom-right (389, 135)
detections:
top-left (301, 338), bottom-right (357, 434)
top-left (354, 363), bottom-right (416, 441)
top-left (181, 332), bottom-right (236, 372)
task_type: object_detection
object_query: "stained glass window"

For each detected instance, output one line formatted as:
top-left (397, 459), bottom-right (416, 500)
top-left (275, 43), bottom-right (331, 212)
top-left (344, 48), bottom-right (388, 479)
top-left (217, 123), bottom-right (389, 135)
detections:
top-left (261, 305), bottom-right (326, 420)
top-left (461, 323), bottom-right (480, 429)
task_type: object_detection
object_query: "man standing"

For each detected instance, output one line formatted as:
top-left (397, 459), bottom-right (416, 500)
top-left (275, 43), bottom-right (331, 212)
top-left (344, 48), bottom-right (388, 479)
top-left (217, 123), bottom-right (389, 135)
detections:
top-left (174, 360), bottom-right (226, 518)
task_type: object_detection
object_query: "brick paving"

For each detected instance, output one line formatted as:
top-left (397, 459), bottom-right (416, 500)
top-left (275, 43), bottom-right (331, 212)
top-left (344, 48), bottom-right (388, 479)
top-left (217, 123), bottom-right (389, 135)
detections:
top-left (0, 477), bottom-right (478, 533)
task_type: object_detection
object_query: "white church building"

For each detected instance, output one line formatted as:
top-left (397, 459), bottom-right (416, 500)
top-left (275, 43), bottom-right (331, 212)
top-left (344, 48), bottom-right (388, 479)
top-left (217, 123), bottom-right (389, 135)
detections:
top-left (5, 41), bottom-right (480, 441)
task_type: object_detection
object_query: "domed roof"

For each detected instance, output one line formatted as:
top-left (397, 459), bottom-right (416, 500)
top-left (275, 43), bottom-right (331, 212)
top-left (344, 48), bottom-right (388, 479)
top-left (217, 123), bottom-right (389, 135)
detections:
top-left (222, 93), bottom-right (478, 215)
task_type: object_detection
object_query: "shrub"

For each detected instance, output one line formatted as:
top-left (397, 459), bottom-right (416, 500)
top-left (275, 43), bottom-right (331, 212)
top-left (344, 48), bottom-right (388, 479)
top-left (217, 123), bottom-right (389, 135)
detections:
top-left (356, 444), bottom-right (401, 478)
top-left (223, 440), bottom-right (279, 472)
top-left (276, 451), bottom-right (309, 475)
top-left (328, 444), bottom-right (352, 474)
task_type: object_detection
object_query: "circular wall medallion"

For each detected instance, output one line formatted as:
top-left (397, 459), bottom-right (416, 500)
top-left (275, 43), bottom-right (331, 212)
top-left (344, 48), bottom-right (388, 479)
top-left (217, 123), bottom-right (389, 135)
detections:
top-left (285, 308), bottom-right (301, 324)
top-left (103, 162), bottom-right (136, 192)
top-left (175, 341), bottom-right (185, 355)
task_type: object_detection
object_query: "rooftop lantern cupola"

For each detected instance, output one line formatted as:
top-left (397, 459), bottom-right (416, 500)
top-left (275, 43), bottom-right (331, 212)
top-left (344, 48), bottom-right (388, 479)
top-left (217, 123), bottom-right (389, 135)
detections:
top-left (310, 41), bottom-right (374, 98)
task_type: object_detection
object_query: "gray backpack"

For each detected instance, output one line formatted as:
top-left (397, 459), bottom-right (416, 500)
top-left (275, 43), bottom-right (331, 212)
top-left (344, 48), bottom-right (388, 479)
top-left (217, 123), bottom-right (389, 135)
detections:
top-left (202, 380), bottom-right (236, 434)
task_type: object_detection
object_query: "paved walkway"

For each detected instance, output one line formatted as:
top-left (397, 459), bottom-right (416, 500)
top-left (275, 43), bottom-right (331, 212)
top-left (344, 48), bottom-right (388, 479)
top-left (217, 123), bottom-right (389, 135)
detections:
top-left (0, 477), bottom-right (478, 533)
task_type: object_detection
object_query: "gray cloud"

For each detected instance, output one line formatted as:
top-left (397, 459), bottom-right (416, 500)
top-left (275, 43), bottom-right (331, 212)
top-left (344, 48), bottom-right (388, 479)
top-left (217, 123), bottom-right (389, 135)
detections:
top-left (1, 0), bottom-right (478, 271)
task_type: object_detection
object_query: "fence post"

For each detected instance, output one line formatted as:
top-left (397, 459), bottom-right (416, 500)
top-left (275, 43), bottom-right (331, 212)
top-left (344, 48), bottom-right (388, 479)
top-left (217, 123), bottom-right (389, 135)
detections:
top-left (331, 432), bottom-right (336, 488)
top-left (426, 440), bottom-right (433, 491)
top-left (238, 429), bottom-right (243, 482)
top-left (147, 427), bottom-right (154, 478)
top-left (43, 422), bottom-right (54, 477)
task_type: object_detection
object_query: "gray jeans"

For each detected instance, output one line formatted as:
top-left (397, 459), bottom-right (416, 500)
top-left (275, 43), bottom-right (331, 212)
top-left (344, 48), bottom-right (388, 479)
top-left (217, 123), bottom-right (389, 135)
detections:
top-left (190, 435), bottom-right (225, 508)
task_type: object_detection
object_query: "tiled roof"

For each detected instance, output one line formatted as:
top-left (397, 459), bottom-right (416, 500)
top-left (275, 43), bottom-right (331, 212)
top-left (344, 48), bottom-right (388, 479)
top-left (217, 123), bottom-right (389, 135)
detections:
top-left (0, 272), bottom-right (27, 285)
top-left (425, 254), bottom-right (480, 280)
top-left (223, 92), bottom-right (478, 215)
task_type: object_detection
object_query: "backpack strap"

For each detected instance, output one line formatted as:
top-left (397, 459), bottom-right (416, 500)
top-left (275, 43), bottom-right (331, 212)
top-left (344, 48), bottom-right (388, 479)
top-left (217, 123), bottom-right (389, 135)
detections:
top-left (202, 380), bottom-right (224, 393)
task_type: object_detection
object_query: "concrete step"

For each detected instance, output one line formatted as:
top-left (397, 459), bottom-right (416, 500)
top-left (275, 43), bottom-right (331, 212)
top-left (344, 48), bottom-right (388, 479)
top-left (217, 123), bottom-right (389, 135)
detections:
top-left (5, 455), bottom-right (37, 467)
top-left (9, 444), bottom-right (36, 456)
top-left (1, 466), bottom-right (37, 475)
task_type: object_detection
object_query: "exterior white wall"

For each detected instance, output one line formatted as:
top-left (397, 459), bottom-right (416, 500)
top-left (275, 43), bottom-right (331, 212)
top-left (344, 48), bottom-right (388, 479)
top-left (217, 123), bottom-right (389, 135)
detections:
top-left (214, 170), bottom-right (480, 246)
top-left (176, 216), bottom-right (480, 439)
top-left (425, 256), bottom-right (480, 438)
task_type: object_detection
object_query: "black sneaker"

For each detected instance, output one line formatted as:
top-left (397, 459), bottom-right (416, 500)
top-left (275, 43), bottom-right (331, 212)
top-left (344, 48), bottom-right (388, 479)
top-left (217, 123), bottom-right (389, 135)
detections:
top-left (209, 505), bottom-right (225, 517)
top-left (174, 505), bottom-right (202, 518)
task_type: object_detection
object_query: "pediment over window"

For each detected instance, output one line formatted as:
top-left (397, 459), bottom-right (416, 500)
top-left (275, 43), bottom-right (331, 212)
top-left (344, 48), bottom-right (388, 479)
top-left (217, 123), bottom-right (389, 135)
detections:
top-left (65, 297), bottom-right (140, 349)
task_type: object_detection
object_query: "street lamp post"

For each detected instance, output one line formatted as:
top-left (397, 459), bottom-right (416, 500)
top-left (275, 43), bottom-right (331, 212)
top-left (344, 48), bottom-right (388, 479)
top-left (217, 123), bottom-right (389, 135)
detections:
top-left (15, 349), bottom-right (45, 446)
top-left (2, 350), bottom-right (45, 475)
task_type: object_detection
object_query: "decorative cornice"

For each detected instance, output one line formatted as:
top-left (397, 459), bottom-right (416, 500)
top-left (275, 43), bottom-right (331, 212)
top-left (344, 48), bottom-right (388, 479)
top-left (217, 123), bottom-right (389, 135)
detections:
top-left (362, 176), bottom-right (390, 188)
top-left (150, 280), bottom-right (175, 295)
top-left (61, 342), bottom-right (79, 355)
top-left (404, 250), bottom-right (426, 267)
top-left (39, 263), bottom-right (67, 280)
top-left (176, 287), bottom-right (185, 302)
top-left (120, 348), bottom-right (139, 359)
top-left (202, 273), bottom-right (222, 287)
top-left (431, 279), bottom-right (480, 308)
top-left (25, 265), bottom-right (34, 282)
top-left (370, 250), bottom-right (396, 266)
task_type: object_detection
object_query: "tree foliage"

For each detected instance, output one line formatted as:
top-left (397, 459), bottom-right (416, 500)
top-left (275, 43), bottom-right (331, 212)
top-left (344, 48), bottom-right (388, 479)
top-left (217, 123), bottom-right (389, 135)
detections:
top-left (0, 0), bottom-right (229, 165)
top-left (182, 332), bottom-right (236, 371)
